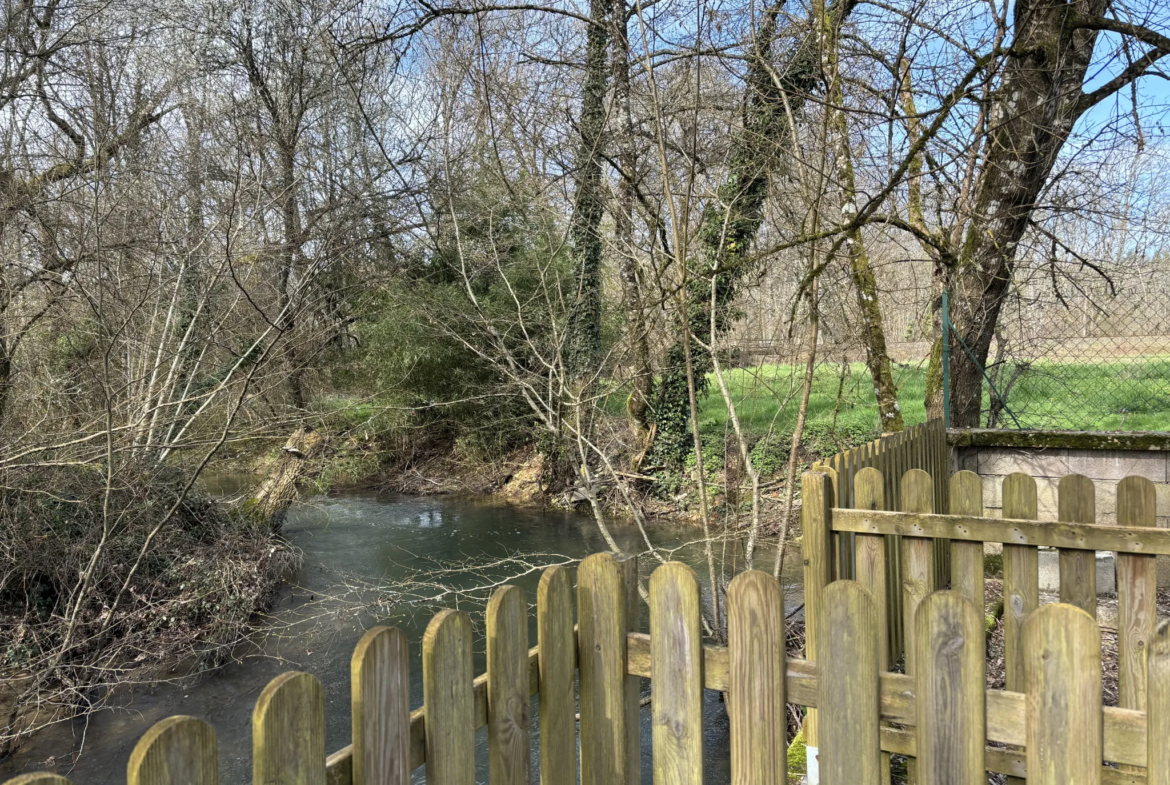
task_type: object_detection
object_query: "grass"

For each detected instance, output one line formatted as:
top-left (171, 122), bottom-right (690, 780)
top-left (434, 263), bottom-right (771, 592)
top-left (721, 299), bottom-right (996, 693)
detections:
top-left (689, 358), bottom-right (1170, 439)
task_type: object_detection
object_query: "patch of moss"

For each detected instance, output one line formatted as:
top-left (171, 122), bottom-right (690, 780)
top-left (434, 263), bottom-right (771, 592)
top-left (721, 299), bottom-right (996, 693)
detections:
top-left (787, 727), bottom-right (807, 775)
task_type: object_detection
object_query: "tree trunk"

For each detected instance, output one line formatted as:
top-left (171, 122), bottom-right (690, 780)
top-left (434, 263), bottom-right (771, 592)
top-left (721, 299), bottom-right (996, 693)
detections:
top-left (934, 0), bottom-right (1112, 427)
top-left (564, 0), bottom-right (612, 379)
top-left (250, 427), bottom-right (325, 526)
top-left (611, 1), bottom-right (654, 446)
top-left (277, 142), bottom-right (307, 411)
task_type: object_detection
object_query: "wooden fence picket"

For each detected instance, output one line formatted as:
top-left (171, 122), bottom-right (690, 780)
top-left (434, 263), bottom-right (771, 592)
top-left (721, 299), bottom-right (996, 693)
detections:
top-left (422, 609), bottom-right (475, 785)
top-left (801, 472), bottom-right (834, 765)
top-left (1001, 473), bottom-right (1039, 691)
top-left (537, 565), bottom-right (577, 785)
top-left (578, 552), bottom-right (639, 785)
top-left (1000, 472), bottom-right (1038, 785)
top-left (1057, 474), bottom-right (1098, 616)
top-left (253, 671), bottom-right (326, 785)
top-left (1150, 620), bottom-right (1170, 785)
top-left (1116, 476), bottom-right (1157, 714)
top-left (350, 627), bottom-right (409, 785)
top-left (650, 562), bottom-right (704, 785)
top-left (487, 585), bottom-right (531, 785)
top-left (1024, 603), bottom-right (1102, 785)
top-left (818, 581), bottom-right (881, 785)
top-left (948, 471), bottom-right (984, 612)
top-left (127, 716), bottom-right (217, 785)
top-left (900, 468), bottom-right (935, 678)
top-left (853, 466), bottom-right (888, 670)
top-left (727, 570), bottom-right (786, 785)
top-left (916, 592), bottom-right (984, 785)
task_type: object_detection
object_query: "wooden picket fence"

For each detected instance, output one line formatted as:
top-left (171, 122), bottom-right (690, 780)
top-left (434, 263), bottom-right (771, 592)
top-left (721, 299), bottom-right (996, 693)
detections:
top-left (5, 546), bottom-right (1169, 784)
top-left (815, 417), bottom-right (950, 663)
top-left (802, 466), bottom-right (1170, 785)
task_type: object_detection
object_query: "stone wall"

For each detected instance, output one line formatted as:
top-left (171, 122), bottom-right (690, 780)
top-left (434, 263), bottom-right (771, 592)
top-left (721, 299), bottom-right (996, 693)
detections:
top-left (952, 443), bottom-right (1170, 589)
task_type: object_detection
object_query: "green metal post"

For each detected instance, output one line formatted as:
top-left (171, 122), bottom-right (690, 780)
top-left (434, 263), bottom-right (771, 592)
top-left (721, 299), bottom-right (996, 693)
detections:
top-left (942, 290), bottom-right (951, 429)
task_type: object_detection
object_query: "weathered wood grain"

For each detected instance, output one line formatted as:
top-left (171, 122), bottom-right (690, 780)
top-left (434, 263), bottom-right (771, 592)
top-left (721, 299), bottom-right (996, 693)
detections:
top-left (727, 570), bottom-right (786, 785)
top-left (578, 552), bottom-right (639, 785)
top-left (801, 472), bottom-right (833, 754)
top-left (649, 562), bottom-right (703, 785)
top-left (915, 592), bottom-right (984, 785)
top-left (818, 581), bottom-right (881, 785)
top-left (900, 468), bottom-right (935, 679)
top-left (1025, 603), bottom-right (1102, 785)
top-left (537, 565), bottom-right (577, 785)
top-left (853, 467), bottom-right (888, 671)
top-left (1150, 620), bottom-right (1170, 785)
top-left (127, 716), bottom-right (217, 785)
top-left (422, 609), bottom-right (474, 785)
top-left (948, 471), bottom-right (984, 611)
top-left (350, 627), bottom-right (409, 785)
top-left (487, 586), bottom-right (531, 785)
top-left (253, 671), bottom-right (326, 785)
top-left (1117, 476), bottom-right (1157, 713)
top-left (1058, 473), bottom-right (1097, 616)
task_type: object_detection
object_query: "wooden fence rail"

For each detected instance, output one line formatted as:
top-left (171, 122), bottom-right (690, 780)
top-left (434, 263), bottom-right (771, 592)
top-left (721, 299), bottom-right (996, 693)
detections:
top-left (6, 550), bottom-right (1168, 785)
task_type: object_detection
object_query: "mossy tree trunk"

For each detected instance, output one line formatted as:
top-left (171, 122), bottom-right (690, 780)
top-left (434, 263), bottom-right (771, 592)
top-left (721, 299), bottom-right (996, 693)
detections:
top-left (821, 3), bottom-right (903, 432)
top-left (564, 0), bottom-right (612, 380)
top-left (651, 7), bottom-right (827, 470)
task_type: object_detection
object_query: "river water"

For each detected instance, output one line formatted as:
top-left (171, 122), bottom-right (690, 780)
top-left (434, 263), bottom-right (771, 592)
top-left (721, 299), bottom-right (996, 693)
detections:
top-left (1, 488), bottom-right (801, 784)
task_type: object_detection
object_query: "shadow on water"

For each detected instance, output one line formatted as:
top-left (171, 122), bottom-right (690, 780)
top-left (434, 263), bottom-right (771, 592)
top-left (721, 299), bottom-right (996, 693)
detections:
top-left (1, 488), bottom-right (803, 784)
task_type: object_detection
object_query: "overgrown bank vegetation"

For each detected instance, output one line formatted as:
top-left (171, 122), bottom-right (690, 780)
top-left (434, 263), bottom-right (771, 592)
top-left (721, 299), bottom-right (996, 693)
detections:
top-left (1, 0), bottom-right (1168, 757)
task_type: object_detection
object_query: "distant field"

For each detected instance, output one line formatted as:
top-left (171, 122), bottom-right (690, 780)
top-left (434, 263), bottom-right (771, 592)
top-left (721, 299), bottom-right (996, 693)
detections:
top-left (686, 359), bottom-right (1170, 437)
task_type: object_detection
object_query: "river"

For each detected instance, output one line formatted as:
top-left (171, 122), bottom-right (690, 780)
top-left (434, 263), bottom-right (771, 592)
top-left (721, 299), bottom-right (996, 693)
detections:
top-left (1, 488), bottom-right (802, 784)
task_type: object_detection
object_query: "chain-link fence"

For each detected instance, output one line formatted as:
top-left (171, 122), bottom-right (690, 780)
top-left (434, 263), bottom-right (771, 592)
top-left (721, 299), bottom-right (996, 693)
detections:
top-left (946, 268), bottom-right (1170, 431)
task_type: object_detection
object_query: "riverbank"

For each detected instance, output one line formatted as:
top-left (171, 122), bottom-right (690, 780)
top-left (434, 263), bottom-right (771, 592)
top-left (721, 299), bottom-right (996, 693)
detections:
top-left (0, 490), bottom-right (800, 783)
top-left (0, 462), bottom-right (297, 759)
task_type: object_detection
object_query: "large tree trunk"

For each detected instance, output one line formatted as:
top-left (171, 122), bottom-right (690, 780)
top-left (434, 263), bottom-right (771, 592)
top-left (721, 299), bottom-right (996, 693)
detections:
top-left (936, 0), bottom-right (1112, 427)
top-left (563, 0), bottom-right (612, 379)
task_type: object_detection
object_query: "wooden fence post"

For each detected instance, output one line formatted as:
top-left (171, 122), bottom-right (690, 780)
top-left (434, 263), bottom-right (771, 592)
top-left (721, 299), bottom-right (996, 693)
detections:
top-left (649, 562), bottom-right (703, 785)
top-left (1116, 476), bottom-right (1157, 713)
top-left (127, 716), bottom-right (217, 785)
top-left (915, 592), bottom-right (984, 785)
top-left (900, 468), bottom-right (935, 679)
top-left (537, 565), bottom-right (577, 785)
top-left (801, 472), bottom-right (833, 784)
top-left (578, 552), bottom-right (639, 785)
top-left (948, 470), bottom-right (984, 613)
top-left (853, 467), bottom-right (888, 671)
top-left (1057, 474), bottom-right (1097, 617)
top-left (351, 627), bottom-right (410, 785)
top-left (487, 585), bottom-right (531, 785)
top-left (818, 581), bottom-right (881, 785)
top-left (253, 671), bottom-right (326, 785)
top-left (1001, 473), bottom-right (1039, 690)
top-left (422, 609), bottom-right (475, 785)
top-left (1150, 620), bottom-right (1170, 785)
top-left (727, 570), bottom-right (786, 785)
top-left (1024, 603), bottom-right (1102, 785)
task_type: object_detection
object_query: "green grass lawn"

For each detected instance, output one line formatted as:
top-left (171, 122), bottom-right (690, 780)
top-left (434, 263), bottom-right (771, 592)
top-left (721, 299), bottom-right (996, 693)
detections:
top-left (684, 358), bottom-right (1170, 440)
